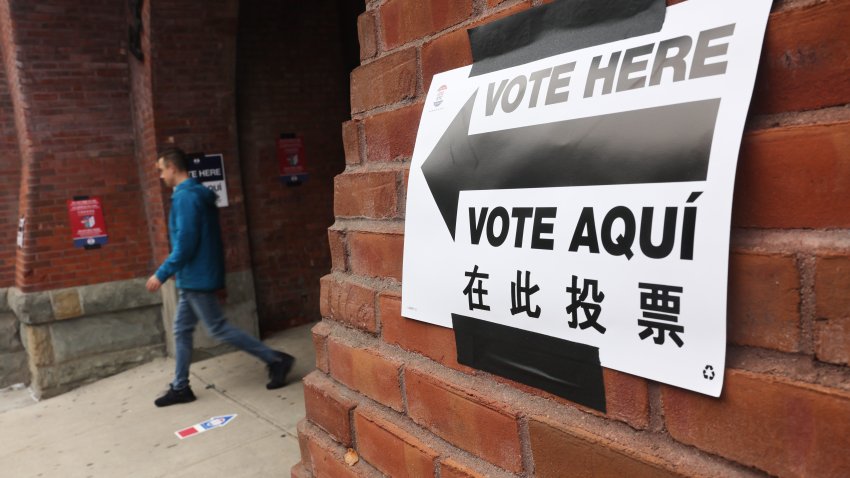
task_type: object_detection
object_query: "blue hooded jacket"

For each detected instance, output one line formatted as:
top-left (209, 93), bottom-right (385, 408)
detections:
top-left (155, 178), bottom-right (225, 291)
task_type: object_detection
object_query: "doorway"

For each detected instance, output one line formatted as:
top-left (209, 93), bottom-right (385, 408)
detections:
top-left (236, 0), bottom-right (365, 335)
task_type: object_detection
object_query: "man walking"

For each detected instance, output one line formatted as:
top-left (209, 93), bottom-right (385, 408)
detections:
top-left (146, 147), bottom-right (294, 407)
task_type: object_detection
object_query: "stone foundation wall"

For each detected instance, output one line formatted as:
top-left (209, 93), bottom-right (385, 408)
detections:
top-left (8, 278), bottom-right (166, 399)
top-left (0, 289), bottom-right (27, 388)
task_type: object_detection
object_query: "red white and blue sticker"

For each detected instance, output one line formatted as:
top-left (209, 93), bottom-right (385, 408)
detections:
top-left (67, 197), bottom-right (108, 248)
top-left (175, 414), bottom-right (237, 440)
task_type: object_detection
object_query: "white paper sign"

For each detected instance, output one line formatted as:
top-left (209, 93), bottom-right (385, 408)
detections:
top-left (402, 0), bottom-right (771, 396)
top-left (188, 153), bottom-right (229, 208)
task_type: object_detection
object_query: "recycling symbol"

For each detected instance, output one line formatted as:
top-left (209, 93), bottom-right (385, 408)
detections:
top-left (702, 365), bottom-right (715, 380)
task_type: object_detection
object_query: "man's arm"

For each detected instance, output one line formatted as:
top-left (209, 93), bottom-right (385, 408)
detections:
top-left (149, 193), bottom-right (202, 289)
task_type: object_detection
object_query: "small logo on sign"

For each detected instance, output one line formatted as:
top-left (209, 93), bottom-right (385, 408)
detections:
top-left (702, 365), bottom-right (715, 380)
top-left (434, 85), bottom-right (448, 107)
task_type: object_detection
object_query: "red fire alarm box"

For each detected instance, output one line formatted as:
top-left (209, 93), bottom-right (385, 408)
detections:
top-left (277, 134), bottom-right (309, 185)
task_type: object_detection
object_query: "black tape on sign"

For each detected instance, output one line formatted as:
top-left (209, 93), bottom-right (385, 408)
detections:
top-left (452, 314), bottom-right (606, 412)
top-left (468, 0), bottom-right (666, 77)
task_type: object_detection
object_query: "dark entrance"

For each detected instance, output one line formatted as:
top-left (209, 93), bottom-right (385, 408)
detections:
top-left (236, 0), bottom-right (365, 335)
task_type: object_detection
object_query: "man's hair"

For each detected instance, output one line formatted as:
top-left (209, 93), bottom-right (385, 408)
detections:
top-left (157, 147), bottom-right (189, 172)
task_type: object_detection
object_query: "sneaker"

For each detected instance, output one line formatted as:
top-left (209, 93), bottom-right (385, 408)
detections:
top-left (154, 385), bottom-right (197, 407)
top-left (267, 351), bottom-right (295, 390)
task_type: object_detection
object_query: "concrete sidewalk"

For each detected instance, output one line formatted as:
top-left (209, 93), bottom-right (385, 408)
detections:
top-left (0, 322), bottom-right (316, 478)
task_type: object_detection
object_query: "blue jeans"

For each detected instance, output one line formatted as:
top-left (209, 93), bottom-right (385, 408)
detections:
top-left (171, 290), bottom-right (278, 390)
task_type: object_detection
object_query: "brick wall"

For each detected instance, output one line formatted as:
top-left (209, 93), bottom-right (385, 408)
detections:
top-left (0, 0), bottom-right (28, 291)
top-left (129, 0), bottom-right (169, 266)
top-left (236, 0), bottom-right (362, 334)
top-left (145, 0), bottom-right (252, 275)
top-left (296, 1), bottom-right (850, 477)
top-left (0, 0), bottom-right (152, 292)
top-left (0, 47), bottom-right (19, 288)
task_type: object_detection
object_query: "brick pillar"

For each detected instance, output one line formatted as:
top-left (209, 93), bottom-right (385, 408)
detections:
top-left (0, 36), bottom-right (18, 288)
top-left (0, 14), bottom-right (26, 388)
top-left (0, 0), bottom-right (164, 398)
top-left (297, 1), bottom-right (850, 477)
top-left (129, 0), bottom-right (169, 269)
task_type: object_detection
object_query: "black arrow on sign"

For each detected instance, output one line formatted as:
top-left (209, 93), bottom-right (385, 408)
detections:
top-left (422, 93), bottom-right (720, 239)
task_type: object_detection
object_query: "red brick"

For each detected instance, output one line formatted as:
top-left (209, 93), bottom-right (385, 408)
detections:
top-left (364, 102), bottom-right (423, 163)
top-left (334, 171), bottom-right (399, 219)
top-left (319, 275), bottom-right (332, 318)
top-left (816, 255), bottom-right (850, 319)
top-left (405, 368), bottom-right (523, 473)
top-left (529, 417), bottom-right (682, 478)
top-left (348, 231), bottom-right (404, 281)
top-left (440, 459), bottom-right (484, 478)
top-left (440, 457), bottom-right (514, 478)
top-left (602, 369), bottom-right (649, 430)
top-left (380, 0), bottom-right (473, 50)
top-left (422, 0), bottom-right (535, 92)
top-left (814, 255), bottom-right (850, 365)
top-left (351, 49), bottom-right (417, 113)
top-left (320, 275), bottom-right (377, 333)
top-left (297, 420), bottom-right (313, 472)
top-left (489, 368), bottom-right (648, 430)
top-left (379, 292), bottom-right (470, 372)
top-left (357, 12), bottom-right (378, 60)
top-left (663, 369), bottom-right (850, 477)
top-left (302, 422), bottom-right (381, 478)
top-left (401, 167), bottom-right (411, 214)
top-left (354, 409), bottom-right (438, 477)
top-left (328, 229), bottom-right (347, 272)
top-left (312, 321), bottom-right (332, 373)
top-left (308, 439), bottom-right (359, 478)
top-left (753, 1), bottom-right (850, 114)
top-left (328, 338), bottom-right (404, 411)
top-left (0, 58), bottom-right (20, 289)
top-left (342, 120), bottom-right (361, 166)
top-left (732, 122), bottom-right (850, 228)
top-left (290, 462), bottom-right (309, 478)
top-left (422, 29), bottom-right (471, 91)
top-left (304, 372), bottom-right (358, 446)
top-left (471, 2), bottom-right (533, 29)
top-left (727, 253), bottom-right (800, 352)
top-left (814, 317), bottom-right (850, 366)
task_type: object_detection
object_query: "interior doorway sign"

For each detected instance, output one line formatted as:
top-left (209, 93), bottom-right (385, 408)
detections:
top-left (277, 135), bottom-right (309, 184)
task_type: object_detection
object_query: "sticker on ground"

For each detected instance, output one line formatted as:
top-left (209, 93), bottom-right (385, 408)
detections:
top-left (175, 414), bottom-right (237, 439)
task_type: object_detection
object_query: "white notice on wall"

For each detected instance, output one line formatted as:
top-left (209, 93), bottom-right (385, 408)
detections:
top-left (188, 153), bottom-right (229, 208)
top-left (401, 0), bottom-right (772, 396)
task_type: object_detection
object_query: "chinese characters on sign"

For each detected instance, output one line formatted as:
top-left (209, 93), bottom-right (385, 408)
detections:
top-left (463, 268), bottom-right (685, 344)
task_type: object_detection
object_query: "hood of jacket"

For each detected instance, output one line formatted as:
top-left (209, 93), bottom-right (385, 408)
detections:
top-left (175, 178), bottom-right (218, 206)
